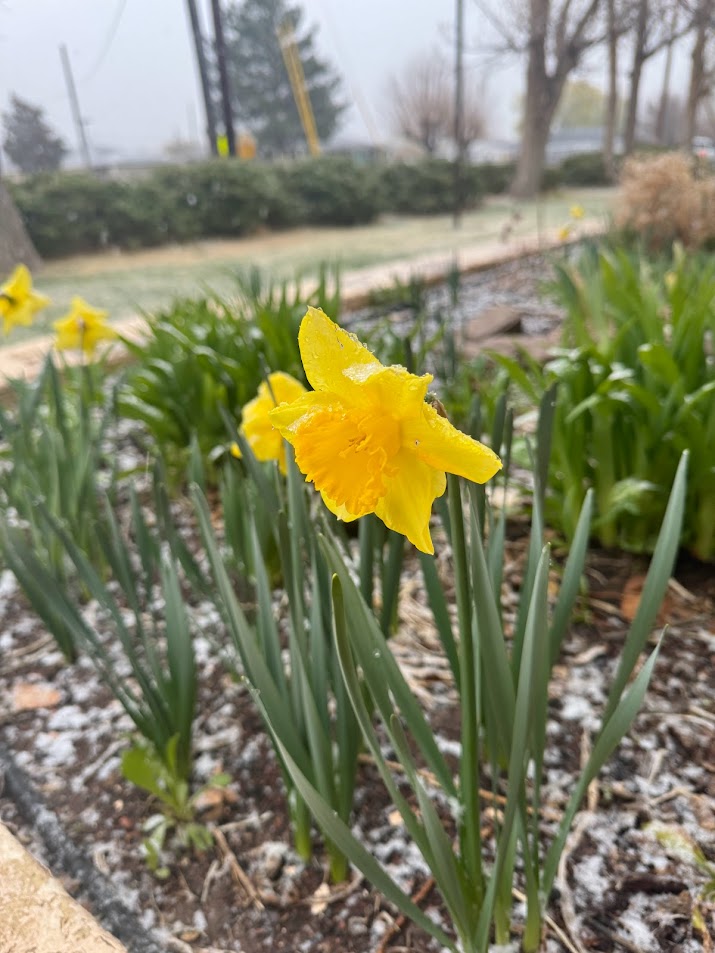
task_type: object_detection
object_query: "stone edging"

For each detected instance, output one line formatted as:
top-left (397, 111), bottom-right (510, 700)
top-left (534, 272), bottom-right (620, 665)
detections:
top-left (0, 742), bottom-right (166, 953)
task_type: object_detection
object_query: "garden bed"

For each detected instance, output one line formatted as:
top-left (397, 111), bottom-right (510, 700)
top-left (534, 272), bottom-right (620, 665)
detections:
top-left (1, 475), bottom-right (714, 952)
top-left (1, 239), bottom-right (714, 953)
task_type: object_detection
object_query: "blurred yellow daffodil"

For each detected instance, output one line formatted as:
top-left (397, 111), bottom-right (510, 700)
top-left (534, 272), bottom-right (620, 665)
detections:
top-left (570, 204), bottom-right (585, 220)
top-left (0, 264), bottom-right (51, 335)
top-left (269, 307), bottom-right (502, 554)
top-left (238, 371), bottom-right (306, 474)
top-left (664, 270), bottom-right (677, 292)
top-left (53, 297), bottom-right (116, 357)
top-left (557, 225), bottom-right (572, 242)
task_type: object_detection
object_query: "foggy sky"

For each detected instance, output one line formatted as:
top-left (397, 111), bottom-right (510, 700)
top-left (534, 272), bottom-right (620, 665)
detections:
top-left (0, 0), bottom-right (691, 165)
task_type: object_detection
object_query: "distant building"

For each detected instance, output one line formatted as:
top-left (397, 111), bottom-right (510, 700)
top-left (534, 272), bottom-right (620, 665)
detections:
top-left (545, 126), bottom-right (622, 164)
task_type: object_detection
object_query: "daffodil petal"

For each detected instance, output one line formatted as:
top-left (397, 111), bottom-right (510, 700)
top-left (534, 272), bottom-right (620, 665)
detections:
top-left (374, 449), bottom-right (446, 554)
top-left (403, 403), bottom-right (502, 484)
top-left (298, 306), bottom-right (381, 396)
top-left (319, 490), bottom-right (361, 523)
top-left (349, 363), bottom-right (432, 418)
top-left (4, 264), bottom-right (31, 299)
top-left (260, 370), bottom-right (306, 405)
top-left (269, 390), bottom-right (345, 433)
top-left (241, 394), bottom-right (286, 472)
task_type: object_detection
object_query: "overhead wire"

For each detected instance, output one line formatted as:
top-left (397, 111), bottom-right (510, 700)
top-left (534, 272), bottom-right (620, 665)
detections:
top-left (81, 0), bottom-right (130, 84)
top-left (312, 0), bottom-right (382, 145)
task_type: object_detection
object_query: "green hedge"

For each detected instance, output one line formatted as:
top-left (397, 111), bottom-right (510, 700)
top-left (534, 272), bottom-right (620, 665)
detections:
top-left (10, 153), bottom-right (609, 258)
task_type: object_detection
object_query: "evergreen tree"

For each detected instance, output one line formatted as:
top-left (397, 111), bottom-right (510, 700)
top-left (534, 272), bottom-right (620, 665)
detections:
top-left (2, 95), bottom-right (68, 174)
top-left (223, 0), bottom-right (346, 157)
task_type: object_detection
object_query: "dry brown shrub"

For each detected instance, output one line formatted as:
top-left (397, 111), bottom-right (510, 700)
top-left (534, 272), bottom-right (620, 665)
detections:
top-left (617, 152), bottom-right (715, 249)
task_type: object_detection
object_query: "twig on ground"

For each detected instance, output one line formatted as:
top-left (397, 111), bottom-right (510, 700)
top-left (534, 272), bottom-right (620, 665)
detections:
top-left (556, 811), bottom-right (594, 953)
top-left (584, 914), bottom-right (650, 953)
top-left (300, 872), bottom-right (364, 907)
top-left (375, 876), bottom-right (435, 953)
top-left (212, 826), bottom-right (264, 910)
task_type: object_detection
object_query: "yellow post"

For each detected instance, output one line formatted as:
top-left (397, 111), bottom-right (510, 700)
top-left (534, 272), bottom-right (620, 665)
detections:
top-left (277, 21), bottom-right (321, 157)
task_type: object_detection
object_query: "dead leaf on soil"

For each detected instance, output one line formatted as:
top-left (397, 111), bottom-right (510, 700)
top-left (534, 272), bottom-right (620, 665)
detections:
top-left (309, 881), bottom-right (331, 915)
top-left (621, 573), bottom-right (694, 624)
top-left (193, 785), bottom-right (238, 816)
top-left (12, 683), bottom-right (61, 711)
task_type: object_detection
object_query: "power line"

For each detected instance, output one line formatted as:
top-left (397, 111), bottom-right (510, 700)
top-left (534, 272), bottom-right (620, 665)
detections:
top-left (312, 0), bottom-right (382, 145)
top-left (81, 0), bottom-right (130, 83)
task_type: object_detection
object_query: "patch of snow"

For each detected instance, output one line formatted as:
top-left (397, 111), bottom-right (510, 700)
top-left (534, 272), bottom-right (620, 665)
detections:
top-left (572, 852), bottom-right (609, 896)
top-left (435, 736), bottom-right (462, 758)
top-left (560, 694), bottom-right (595, 722)
top-left (0, 569), bottom-right (18, 599)
top-left (620, 899), bottom-right (658, 951)
top-left (34, 731), bottom-right (76, 765)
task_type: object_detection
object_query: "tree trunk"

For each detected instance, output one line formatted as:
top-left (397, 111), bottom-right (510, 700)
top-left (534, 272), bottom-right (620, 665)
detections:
top-left (624, 0), bottom-right (648, 155)
top-left (511, 0), bottom-right (557, 197)
top-left (603, 0), bottom-right (619, 179)
top-left (655, 6), bottom-right (679, 143)
top-left (511, 95), bottom-right (558, 197)
top-left (0, 181), bottom-right (41, 275)
top-left (686, 4), bottom-right (709, 145)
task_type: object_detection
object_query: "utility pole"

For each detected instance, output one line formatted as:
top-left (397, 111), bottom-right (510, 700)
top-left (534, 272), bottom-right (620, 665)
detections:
top-left (185, 0), bottom-right (218, 155)
top-left (59, 44), bottom-right (92, 170)
top-left (211, 0), bottom-right (236, 157)
top-left (453, 0), bottom-right (464, 227)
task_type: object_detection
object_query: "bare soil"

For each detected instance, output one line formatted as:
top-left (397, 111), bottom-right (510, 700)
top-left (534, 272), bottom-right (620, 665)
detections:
top-left (1, 519), bottom-right (714, 953)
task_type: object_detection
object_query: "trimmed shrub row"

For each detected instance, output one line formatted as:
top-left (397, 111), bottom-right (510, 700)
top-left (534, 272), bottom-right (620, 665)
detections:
top-left (10, 153), bottom-right (606, 259)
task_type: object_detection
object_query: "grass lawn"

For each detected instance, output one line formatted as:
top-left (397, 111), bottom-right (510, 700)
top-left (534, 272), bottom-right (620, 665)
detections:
top-left (8, 187), bottom-right (615, 345)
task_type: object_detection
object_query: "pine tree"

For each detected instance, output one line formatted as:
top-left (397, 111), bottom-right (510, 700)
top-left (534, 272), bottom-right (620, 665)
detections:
top-left (2, 95), bottom-right (68, 174)
top-left (223, 0), bottom-right (346, 157)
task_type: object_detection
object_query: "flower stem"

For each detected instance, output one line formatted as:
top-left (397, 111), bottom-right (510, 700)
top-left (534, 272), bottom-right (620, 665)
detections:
top-left (447, 473), bottom-right (483, 905)
top-left (291, 792), bottom-right (313, 862)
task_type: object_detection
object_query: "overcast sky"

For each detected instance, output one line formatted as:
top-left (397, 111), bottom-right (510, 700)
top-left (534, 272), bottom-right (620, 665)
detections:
top-left (0, 0), bottom-right (692, 165)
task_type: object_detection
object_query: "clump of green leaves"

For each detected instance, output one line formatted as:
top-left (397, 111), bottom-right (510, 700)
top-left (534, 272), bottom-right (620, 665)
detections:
top-left (122, 738), bottom-right (229, 878)
top-left (1, 475), bottom-right (200, 783)
top-left (118, 265), bottom-right (339, 485)
top-left (0, 356), bottom-right (114, 656)
top-left (496, 242), bottom-right (715, 559)
top-left (258, 385), bottom-right (687, 952)
top-left (194, 430), bottom-right (407, 882)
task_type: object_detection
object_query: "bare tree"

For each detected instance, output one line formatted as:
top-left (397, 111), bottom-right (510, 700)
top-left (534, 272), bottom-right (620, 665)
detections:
top-left (645, 92), bottom-right (688, 143)
top-left (388, 52), bottom-right (487, 155)
top-left (684, 0), bottom-right (715, 143)
top-left (388, 54), bottom-right (452, 155)
top-left (622, 0), bottom-right (690, 154)
top-left (475, 0), bottom-right (606, 197)
top-left (654, 4), bottom-right (682, 141)
top-left (603, 0), bottom-right (635, 176)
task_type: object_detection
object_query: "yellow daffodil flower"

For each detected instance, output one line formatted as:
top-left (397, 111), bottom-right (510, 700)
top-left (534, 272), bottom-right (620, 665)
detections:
top-left (557, 225), bottom-right (572, 242)
top-left (53, 297), bottom-right (116, 357)
top-left (0, 264), bottom-right (50, 335)
top-left (269, 308), bottom-right (502, 554)
top-left (570, 204), bottom-right (585, 220)
top-left (239, 371), bottom-right (306, 474)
